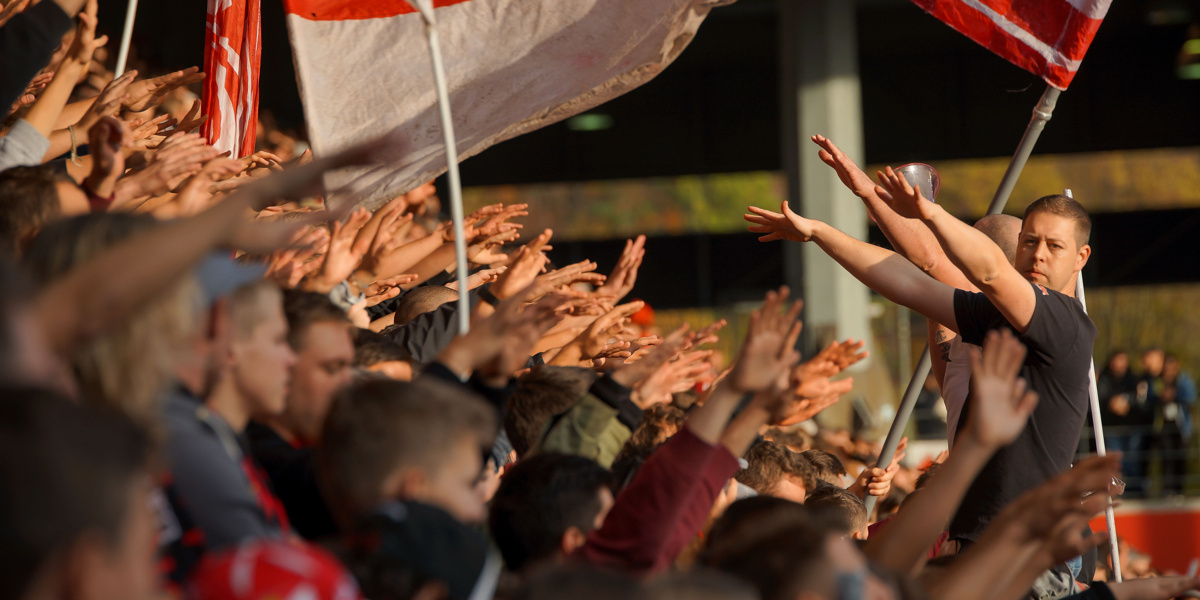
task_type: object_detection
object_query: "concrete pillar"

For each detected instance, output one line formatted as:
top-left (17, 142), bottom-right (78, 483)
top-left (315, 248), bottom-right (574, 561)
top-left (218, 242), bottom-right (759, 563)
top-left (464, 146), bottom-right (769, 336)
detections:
top-left (779, 0), bottom-right (873, 364)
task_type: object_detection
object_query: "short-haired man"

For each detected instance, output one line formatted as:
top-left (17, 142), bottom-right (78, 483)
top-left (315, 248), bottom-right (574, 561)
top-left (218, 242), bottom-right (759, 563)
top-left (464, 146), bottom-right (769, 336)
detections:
top-left (804, 485), bottom-right (869, 540)
top-left (0, 388), bottom-right (158, 600)
top-left (352, 328), bottom-right (415, 381)
top-left (747, 177), bottom-right (1096, 547)
top-left (165, 275), bottom-right (296, 548)
top-left (737, 440), bottom-right (817, 504)
top-left (247, 290), bottom-right (354, 540)
top-left (489, 453), bottom-right (615, 572)
top-left (317, 377), bottom-right (498, 526)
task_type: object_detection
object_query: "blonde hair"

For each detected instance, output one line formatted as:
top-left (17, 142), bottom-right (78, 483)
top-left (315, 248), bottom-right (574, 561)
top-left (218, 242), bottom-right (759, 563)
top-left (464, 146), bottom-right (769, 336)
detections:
top-left (24, 214), bottom-right (203, 425)
top-left (229, 279), bottom-right (283, 339)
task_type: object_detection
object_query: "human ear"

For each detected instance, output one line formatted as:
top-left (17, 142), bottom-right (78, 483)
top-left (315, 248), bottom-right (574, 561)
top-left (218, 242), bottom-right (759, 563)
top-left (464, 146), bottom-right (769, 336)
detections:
top-left (1075, 244), bottom-right (1091, 271)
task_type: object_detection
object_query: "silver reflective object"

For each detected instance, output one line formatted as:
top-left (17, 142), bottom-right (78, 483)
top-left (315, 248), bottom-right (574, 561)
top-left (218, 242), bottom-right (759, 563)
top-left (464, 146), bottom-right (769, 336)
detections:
top-left (895, 163), bottom-right (941, 202)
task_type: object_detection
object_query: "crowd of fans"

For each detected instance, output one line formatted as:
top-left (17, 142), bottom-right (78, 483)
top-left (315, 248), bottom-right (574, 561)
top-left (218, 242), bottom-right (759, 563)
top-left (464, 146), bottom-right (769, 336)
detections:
top-left (2, 2), bottom-right (1200, 600)
top-left (1096, 348), bottom-right (1196, 498)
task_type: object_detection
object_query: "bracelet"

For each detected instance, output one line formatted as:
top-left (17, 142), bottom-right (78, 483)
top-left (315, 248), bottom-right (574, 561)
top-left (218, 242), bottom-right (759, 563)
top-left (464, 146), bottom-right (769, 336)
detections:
top-left (68, 125), bottom-right (82, 167)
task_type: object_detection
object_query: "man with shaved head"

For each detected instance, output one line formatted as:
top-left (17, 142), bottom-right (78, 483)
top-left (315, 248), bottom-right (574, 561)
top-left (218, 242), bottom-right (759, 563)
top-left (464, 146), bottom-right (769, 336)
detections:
top-left (805, 137), bottom-right (1028, 444)
top-left (934, 213), bottom-right (1023, 445)
top-left (754, 136), bottom-right (1098, 565)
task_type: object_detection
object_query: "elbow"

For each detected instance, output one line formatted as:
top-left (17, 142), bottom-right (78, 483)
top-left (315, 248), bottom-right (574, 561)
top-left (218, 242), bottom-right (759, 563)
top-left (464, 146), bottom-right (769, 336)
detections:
top-left (975, 265), bottom-right (1004, 288)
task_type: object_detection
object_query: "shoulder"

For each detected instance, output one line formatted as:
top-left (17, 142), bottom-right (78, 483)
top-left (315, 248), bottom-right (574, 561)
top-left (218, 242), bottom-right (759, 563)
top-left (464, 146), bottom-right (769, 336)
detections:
top-left (1034, 285), bottom-right (1096, 332)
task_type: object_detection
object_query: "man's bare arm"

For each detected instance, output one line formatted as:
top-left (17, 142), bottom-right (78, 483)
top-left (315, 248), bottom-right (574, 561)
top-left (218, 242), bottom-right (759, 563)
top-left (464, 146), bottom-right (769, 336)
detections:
top-left (812, 135), bottom-right (974, 289)
top-left (745, 202), bottom-right (959, 332)
top-left (811, 136), bottom-right (969, 387)
top-left (876, 170), bottom-right (1035, 332)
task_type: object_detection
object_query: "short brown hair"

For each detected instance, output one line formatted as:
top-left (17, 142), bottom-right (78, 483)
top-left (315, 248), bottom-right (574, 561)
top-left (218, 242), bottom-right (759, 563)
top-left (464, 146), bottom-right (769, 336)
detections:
top-left (282, 290), bottom-right (349, 350)
top-left (352, 328), bottom-right (412, 367)
top-left (229, 280), bottom-right (283, 339)
top-left (0, 165), bottom-right (73, 253)
top-left (504, 366), bottom-right (597, 457)
top-left (610, 404), bottom-right (687, 489)
top-left (1024, 194), bottom-right (1091, 246)
top-left (317, 378), bottom-right (496, 524)
top-left (801, 449), bottom-right (846, 486)
top-left (700, 497), bottom-right (837, 600)
top-left (804, 485), bottom-right (868, 535)
top-left (736, 440), bottom-right (817, 496)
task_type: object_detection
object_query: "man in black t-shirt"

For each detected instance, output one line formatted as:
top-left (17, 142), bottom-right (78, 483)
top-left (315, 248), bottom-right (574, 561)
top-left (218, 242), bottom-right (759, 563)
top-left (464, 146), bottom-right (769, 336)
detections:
top-left (746, 175), bottom-right (1095, 544)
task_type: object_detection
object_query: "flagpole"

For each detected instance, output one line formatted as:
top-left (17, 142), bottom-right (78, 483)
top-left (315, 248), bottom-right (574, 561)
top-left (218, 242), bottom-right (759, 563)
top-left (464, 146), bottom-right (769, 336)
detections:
top-left (865, 85), bottom-right (1062, 516)
top-left (1064, 188), bottom-right (1123, 583)
top-left (114, 0), bottom-right (140, 76)
top-left (412, 0), bottom-right (471, 335)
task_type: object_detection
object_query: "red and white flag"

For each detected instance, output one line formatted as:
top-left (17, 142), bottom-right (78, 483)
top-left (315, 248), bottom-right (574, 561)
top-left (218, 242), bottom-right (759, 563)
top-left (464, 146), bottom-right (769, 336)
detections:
top-left (911, 0), bottom-right (1111, 89)
top-left (202, 0), bottom-right (262, 158)
top-left (284, 0), bottom-right (731, 205)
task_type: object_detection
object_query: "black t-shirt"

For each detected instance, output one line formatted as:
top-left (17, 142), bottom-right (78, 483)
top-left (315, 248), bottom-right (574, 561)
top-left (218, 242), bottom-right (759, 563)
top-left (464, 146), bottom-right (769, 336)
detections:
top-left (246, 422), bottom-right (339, 541)
top-left (950, 281), bottom-right (1097, 541)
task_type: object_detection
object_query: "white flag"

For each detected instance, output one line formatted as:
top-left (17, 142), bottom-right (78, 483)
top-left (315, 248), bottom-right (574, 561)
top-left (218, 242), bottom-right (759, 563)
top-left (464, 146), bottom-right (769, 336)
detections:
top-left (284, 0), bottom-right (732, 205)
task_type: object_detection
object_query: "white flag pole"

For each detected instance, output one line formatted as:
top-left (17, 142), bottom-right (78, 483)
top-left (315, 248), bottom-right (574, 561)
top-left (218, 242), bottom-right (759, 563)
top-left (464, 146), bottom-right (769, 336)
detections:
top-left (411, 0), bottom-right (471, 335)
top-left (1064, 188), bottom-right (1123, 583)
top-left (114, 0), bottom-right (140, 76)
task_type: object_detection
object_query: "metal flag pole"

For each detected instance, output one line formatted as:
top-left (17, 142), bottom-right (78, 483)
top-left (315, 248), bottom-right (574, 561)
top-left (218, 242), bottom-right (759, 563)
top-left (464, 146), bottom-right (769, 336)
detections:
top-left (865, 86), bottom-right (1062, 516)
top-left (411, 0), bottom-right (471, 335)
top-left (1064, 188), bottom-right (1123, 582)
top-left (114, 0), bottom-right (140, 76)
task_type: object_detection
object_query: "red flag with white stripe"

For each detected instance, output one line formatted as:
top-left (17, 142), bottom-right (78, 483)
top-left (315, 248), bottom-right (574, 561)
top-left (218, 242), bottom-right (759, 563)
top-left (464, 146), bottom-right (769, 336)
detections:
top-left (911, 0), bottom-right (1111, 89)
top-left (283, 0), bottom-right (731, 205)
top-left (202, 0), bottom-right (262, 158)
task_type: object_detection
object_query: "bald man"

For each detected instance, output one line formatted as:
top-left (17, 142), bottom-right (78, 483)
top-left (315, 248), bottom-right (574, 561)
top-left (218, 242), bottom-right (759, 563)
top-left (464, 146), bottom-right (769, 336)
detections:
top-left (934, 214), bottom-right (1022, 445)
top-left (808, 136), bottom-right (1023, 444)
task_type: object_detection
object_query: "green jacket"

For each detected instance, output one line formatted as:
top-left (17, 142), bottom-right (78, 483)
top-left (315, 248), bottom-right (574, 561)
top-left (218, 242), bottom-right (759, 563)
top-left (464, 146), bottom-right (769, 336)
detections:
top-left (535, 375), bottom-right (644, 468)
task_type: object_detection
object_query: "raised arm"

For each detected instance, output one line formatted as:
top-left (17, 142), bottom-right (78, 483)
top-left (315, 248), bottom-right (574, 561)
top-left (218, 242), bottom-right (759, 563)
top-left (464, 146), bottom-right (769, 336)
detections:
top-left (812, 135), bottom-right (972, 289)
top-left (876, 169), bottom-right (1035, 332)
top-left (35, 134), bottom-right (396, 353)
top-left (864, 329), bottom-right (1039, 575)
top-left (745, 202), bottom-right (959, 333)
top-left (811, 136), bottom-right (969, 388)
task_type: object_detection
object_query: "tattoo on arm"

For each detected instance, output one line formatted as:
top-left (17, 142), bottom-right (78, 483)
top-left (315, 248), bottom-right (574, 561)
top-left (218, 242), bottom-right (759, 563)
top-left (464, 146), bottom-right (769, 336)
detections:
top-left (934, 330), bottom-right (951, 362)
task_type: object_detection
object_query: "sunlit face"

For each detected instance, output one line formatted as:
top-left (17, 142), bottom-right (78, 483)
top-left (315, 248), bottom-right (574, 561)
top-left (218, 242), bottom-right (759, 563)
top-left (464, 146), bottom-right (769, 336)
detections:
top-left (285, 321), bottom-right (354, 444)
top-left (1015, 212), bottom-right (1089, 294)
top-left (231, 302), bottom-right (296, 418)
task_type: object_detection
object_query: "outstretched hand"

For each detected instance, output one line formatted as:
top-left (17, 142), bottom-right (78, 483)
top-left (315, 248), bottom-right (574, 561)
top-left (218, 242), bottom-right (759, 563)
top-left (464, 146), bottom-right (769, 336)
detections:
top-left (490, 229), bottom-right (552, 301)
top-left (744, 202), bottom-right (820, 243)
top-left (595, 235), bottom-right (646, 302)
top-left (728, 286), bottom-right (803, 394)
top-left (812, 134), bottom-right (876, 198)
top-left (123, 67), bottom-right (206, 113)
